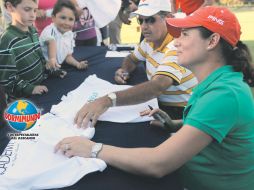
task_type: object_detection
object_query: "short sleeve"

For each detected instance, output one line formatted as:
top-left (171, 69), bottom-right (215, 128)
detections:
top-left (184, 86), bottom-right (238, 143)
top-left (155, 44), bottom-right (185, 84)
top-left (130, 40), bottom-right (147, 62)
top-left (39, 25), bottom-right (55, 45)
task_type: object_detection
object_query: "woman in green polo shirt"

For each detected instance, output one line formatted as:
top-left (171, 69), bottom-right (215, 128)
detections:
top-left (55, 6), bottom-right (254, 190)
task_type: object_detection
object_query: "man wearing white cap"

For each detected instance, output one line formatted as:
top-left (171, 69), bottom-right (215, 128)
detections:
top-left (75, 0), bottom-right (198, 128)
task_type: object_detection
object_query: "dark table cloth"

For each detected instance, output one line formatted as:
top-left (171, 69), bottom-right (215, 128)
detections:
top-left (20, 46), bottom-right (183, 190)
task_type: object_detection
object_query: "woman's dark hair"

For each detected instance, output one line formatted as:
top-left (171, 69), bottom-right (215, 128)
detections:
top-left (4, 0), bottom-right (37, 7)
top-left (198, 27), bottom-right (254, 87)
top-left (52, 0), bottom-right (78, 19)
top-left (0, 86), bottom-right (7, 129)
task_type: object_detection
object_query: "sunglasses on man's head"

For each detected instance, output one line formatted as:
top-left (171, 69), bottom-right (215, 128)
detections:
top-left (137, 16), bottom-right (156, 25)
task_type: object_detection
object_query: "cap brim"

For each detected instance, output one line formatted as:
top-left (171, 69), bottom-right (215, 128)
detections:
top-left (131, 8), bottom-right (159, 17)
top-left (166, 17), bottom-right (202, 38)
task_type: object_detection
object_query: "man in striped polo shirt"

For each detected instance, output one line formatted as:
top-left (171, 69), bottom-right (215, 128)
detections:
top-left (0, 0), bottom-right (48, 99)
top-left (115, 0), bottom-right (197, 119)
top-left (75, 0), bottom-right (198, 128)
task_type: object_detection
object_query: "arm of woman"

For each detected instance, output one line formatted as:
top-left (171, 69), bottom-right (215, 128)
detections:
top-left (55, 125), bottom-right (212, 177)
top-left (100, 125), bottom-right (212, 177)
top-left (140, 108), bottom-right (183, 132)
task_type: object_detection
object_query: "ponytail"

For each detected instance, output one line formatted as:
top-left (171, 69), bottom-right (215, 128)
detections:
top-left (221, 40), bottom-right (254, 87)
top-left (198, 27), bottom-right (254, 87)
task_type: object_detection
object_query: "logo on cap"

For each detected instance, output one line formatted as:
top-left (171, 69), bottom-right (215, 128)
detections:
top-left (207, 15), bottom-right (224, 26)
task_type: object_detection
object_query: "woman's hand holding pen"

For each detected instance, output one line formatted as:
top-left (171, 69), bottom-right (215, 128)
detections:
top-left (140, 106), bottom-right (177, 131)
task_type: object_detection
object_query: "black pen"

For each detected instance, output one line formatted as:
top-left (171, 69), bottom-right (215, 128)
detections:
top-left (121, 72), bottom-right (129, 78)
top-left (148, 105), bottom-right (166, 124)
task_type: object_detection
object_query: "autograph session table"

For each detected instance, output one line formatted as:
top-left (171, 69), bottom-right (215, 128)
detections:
top-left (29, 46), bottom-right (183, 190)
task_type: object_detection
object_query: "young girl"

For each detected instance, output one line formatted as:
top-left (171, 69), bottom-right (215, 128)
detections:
top-left (55, 6), bottom-right (254, 190)
top-left (40, 0), bottom-right (88, 71)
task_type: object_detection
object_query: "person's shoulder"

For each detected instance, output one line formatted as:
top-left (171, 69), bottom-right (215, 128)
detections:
top-left (216, 71), bottom-right (251, 96)
top-left (202, 76), bottom-right (239, 101)
top-left (42, 23), bottom-right (54, 32)
top-left (163, 41), bottom-right (177, 59)
top-left (41, 23), bottom-right (62, 38)
top-left (67, 31), bottom-right (75, 42)
top-left (65, 30), bottom-right (74, 38)
top-left (140, 38), bottom-right (147, 46)
top-left (0, 28), bottom-right (17, 49)
top-left (213, 70), bottom-right (242, 87)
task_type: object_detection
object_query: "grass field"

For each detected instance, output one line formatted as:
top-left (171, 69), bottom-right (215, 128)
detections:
top-left (120, 6), bottom-right (254, 95)
top-left (121, 8), bottom-right (254, 52)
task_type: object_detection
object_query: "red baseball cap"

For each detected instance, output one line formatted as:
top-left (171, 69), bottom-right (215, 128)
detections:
top-left (166, 6), bottom-right (241, 47)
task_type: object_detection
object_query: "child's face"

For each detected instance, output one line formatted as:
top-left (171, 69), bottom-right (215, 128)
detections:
top-left (6, 0), bottom-right (38, 31)
top-left (52, 7), bottom-right (75, 34)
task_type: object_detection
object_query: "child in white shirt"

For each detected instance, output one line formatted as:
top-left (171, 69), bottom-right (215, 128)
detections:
top-left (40, 0), bottom-right (88, 71)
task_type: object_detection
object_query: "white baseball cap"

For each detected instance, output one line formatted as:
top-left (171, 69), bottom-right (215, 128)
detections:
top-left (131, 0), bottom-right (172, 17)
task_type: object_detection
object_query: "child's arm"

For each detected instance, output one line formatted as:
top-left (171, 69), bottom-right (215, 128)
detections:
top-left (46, 40), bottom-right (61, 70)
top-left (65, 54), bottom-right (88, 70)
top-left (0, 52), bottom-right (47, 97)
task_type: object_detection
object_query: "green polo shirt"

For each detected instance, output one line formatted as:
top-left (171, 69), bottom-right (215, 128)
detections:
top-left (180, 65), bottom-right (254, 190)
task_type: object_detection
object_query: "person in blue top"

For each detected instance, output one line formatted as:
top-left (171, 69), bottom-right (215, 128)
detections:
top-left (55, 6), bottom-right (254, 190)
